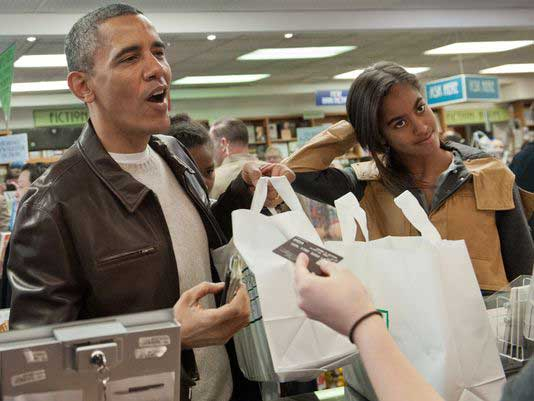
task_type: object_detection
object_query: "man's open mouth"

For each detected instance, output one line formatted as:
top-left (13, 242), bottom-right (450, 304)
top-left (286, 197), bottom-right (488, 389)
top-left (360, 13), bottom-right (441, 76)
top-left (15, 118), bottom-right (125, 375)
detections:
top-left (147, 88), bottom-right (167, 103)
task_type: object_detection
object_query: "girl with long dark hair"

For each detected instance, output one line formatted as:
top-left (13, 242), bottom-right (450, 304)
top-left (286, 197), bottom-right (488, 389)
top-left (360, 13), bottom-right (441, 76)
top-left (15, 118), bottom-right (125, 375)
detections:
top-left (286, 61), bottom-right (533, 292)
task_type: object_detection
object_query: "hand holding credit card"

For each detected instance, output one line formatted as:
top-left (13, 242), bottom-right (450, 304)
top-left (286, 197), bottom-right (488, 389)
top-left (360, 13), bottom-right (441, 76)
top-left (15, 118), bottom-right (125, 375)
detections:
top-left (273, 236), bottom-right (343, 275)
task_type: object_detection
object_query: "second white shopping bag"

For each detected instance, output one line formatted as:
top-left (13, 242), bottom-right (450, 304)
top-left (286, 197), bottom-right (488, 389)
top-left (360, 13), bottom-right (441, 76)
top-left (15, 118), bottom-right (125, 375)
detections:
top-left (232, 176), bottom-right (357, 382)
top-left (328, 191), bottom-right (506, 401)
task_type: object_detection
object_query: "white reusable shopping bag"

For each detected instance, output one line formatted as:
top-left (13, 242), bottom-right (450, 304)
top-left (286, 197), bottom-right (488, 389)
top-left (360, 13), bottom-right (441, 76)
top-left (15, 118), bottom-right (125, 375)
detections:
top-left (327, 191), bottom-right (506, 401)
top-left (232, 176), bottom-right (357, 382)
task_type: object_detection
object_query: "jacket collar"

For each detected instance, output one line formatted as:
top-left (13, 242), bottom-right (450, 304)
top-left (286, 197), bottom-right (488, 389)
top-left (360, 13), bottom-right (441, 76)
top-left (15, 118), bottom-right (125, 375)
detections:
top-left (442, 140), bottom-right (489, 160)
top-left (76, 120), bottom-right (152, 213)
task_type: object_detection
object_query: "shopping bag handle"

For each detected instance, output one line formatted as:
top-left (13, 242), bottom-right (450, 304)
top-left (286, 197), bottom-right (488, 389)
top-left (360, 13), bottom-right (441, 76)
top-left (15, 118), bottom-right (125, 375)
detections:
top-left (394, 191), bottom-right (441, 242)
top-left (334, 192), bottom-right (369, 242)
top-left (250, 176), bottom-right (303, 214)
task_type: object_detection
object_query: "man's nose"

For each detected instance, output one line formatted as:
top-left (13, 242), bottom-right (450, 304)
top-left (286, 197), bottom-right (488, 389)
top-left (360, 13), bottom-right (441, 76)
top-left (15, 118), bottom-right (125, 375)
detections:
top-left (143, 55), bottom-right (167, 81)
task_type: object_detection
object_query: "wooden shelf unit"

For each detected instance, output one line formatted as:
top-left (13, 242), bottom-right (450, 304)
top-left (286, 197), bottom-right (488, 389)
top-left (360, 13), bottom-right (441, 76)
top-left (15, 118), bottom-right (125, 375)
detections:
top-left (237, 112), bottom-right (353, 160)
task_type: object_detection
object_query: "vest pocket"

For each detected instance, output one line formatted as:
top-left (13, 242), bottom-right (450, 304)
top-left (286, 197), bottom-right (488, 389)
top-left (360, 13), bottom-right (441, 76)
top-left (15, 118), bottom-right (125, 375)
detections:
top-left (96, 246), bottom-right (157, 271)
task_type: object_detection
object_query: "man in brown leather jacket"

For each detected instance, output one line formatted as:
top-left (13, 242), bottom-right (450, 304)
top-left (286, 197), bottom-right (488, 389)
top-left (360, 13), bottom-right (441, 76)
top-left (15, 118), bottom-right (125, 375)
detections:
top-left (6, 4), bottom-right (293, 401)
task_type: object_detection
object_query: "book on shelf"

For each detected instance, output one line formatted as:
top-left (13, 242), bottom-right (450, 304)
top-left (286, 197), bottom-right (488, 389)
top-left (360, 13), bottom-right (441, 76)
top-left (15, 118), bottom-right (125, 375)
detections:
top-left (246, 125), bottom-right (256, 143)
top-left (255, 126), bottom-right (266, 143)
top-left (268, 123), bottom-right (279, 140)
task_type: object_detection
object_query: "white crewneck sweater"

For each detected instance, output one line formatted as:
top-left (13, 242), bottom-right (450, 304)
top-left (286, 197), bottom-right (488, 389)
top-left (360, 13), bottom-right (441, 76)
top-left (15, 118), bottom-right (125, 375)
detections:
top-left (110, 147), bottom-right (233, 401)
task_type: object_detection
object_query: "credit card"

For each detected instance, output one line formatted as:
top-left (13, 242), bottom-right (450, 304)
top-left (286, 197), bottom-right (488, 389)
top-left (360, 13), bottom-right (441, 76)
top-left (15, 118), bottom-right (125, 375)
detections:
top-left (273, 236), bottom-right (343, 275)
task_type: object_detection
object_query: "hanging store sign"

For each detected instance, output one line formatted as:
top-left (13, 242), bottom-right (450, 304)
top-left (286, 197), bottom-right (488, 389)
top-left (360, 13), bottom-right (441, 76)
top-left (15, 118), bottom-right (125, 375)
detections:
top-left (315, 90), bottom-right (348, 106)
top-left (445, 107), bottom-right (510, 126)
top-left (0, 133), bottom-right (28, 164)
top-left (425, 75), bottom-right (500, 107)
top-left (33, 108), bottom-right (88, 127)
top-left (0, 44), bottom-right (16, 124)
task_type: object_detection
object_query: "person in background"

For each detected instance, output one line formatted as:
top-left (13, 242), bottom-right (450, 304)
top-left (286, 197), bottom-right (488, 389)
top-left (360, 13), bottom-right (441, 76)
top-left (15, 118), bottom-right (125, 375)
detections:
top-left (9, 163), bottom-right (50, 230)
top-left (15, 163), bottom-right (50, 202)
top-left (510, 140), bottom-right (534, 237)
top-left (210, 118), bottom-right (261, 199)
top-left (294, 253), bottom-right (534, 401)
top-left (168, 114), bottom-right (216, 193)
top-left (4, 165), bottom-right (21, 192)
top-left (264, 146), bottom-right (283, 164)
top-left (510, 140), bottom-right (534, 193)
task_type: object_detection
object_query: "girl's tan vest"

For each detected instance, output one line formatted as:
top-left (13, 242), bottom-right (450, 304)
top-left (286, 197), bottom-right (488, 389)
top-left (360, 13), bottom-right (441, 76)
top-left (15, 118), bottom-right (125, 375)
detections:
top-left (352, 158), bottom-right (515, 291)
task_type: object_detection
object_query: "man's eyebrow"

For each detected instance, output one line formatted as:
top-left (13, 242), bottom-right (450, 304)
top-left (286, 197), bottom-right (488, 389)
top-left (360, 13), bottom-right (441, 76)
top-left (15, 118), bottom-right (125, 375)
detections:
top-left (386, 96), bottom-right (424, 126)
top-left (153, 40), bottom-right (166, 49)
top-left (112, 40), bottom-right (166, 63)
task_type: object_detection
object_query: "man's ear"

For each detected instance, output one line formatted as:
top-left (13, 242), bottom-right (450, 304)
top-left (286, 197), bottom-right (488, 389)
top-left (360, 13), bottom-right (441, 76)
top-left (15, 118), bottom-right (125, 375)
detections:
top-left (67, 71), bottom-right (95, 103)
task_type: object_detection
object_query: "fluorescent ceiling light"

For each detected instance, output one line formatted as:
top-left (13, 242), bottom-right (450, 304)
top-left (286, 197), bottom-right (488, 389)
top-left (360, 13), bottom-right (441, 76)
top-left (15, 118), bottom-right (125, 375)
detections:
top-left (173, 74), bottom-right (270, 85)
top-left (14, 54), bottom-right (67, 68)
top-left (334, 66), bottom-right (430, 80)
top-left (12, 81), bottom-right (69, 92)
top-left (479, 64), bottom-right (534, 74)
top-left (424, 41), bottom-right (534, 55)
top-left (207, 34), bottom-right (216, 41)
top-left (238, 46), bottom-right (356, 60)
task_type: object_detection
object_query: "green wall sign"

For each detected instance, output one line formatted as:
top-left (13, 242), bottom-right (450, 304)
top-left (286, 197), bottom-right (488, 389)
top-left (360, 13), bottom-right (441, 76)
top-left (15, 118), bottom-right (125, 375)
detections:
top-left (0, 44), bottom-right (16, 124)
top-left (445, 107), bottom-right (510, 126)
top-left (33, 108), bottom-right (88, 127)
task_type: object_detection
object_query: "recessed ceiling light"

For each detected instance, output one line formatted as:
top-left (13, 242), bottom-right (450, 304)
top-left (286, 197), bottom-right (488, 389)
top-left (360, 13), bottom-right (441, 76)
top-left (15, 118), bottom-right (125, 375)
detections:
top-left (26, 36), bottom-right (37, 42)
top-left (238, 46), bottom-right (356, 60)
top-left (14, 54), bottom-right (67, 68)
top-left (11, 81), bottom-right (69, 92)
top-left (424, 41), bottom-right (534, 55)
top-left (334, 66), bottom-right (430, 80)
top-left (479, 64), bottom-right (534, 74)
top-left (173, 74), bottom-right (270, 85)
top-left (284, 33), bottom-right (294, 39)
top-left (207, 34), bottom-right (216, 41)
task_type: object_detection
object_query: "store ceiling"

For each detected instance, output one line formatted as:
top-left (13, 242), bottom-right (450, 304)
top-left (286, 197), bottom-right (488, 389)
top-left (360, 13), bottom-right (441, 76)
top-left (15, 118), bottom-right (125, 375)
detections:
top-left (2, 0), bottom-right (534, 12)
top-left (1, 1), bottom-right (534, 95)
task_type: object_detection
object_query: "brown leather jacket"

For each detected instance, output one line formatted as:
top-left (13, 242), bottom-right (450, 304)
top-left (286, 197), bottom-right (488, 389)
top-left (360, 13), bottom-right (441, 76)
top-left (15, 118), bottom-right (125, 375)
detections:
top-left (7, 121), bottom-right (259, 400)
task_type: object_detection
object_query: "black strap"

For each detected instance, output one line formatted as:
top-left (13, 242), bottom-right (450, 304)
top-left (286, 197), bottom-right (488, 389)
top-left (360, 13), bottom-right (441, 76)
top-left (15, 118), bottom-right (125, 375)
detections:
top-left (349, 310), bottom-right (383, 344)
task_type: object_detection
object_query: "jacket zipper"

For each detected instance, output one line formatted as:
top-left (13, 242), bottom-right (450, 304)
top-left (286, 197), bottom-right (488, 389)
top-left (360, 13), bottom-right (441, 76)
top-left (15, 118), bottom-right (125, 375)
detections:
top-left (98, 246), bottom-right (156, 266)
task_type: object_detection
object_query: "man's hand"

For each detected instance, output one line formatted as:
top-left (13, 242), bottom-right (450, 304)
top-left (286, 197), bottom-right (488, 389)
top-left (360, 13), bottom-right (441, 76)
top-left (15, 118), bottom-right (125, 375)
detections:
top-left (241, 162), bottom-right (296, 207)
top-left (174, 281), bottom-right (251, 349)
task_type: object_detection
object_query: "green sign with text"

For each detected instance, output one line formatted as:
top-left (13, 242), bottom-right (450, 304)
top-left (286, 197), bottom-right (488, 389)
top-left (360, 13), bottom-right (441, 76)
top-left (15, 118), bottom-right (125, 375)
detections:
top-left (33, 108), bottom-right (89, 127)
top-left (445, 107), bottom-right (510, 126)
top-left (0, 44), bottom-right (16, 124)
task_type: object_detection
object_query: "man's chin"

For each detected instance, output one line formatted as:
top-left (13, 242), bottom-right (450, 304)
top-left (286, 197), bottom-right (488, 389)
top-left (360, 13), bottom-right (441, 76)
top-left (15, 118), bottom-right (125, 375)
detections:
top-left (149, 117), bottom-right (170, 134)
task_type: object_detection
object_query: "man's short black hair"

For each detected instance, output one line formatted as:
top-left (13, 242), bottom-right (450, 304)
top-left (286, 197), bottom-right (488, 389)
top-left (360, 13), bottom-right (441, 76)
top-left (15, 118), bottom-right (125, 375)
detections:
top-left (65, 3), bottom-right (143, 72)
top-left (21, 163), bottom-right (50, 183)
top-left (168, 114), bottom-right (212, 150)
top-left (210, 118), bottom-right (249, 146)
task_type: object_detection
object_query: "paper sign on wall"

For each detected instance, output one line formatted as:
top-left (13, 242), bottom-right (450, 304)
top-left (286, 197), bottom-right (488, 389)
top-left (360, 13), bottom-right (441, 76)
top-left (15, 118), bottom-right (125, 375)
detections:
top-left (0, 133), bottom-right (29, 164)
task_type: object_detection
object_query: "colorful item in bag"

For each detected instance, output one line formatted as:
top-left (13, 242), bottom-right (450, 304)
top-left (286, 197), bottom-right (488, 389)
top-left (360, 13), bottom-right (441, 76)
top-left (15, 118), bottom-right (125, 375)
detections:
top-left (273, 235), bottom-right (343, 275)
top-left (221, 254), bottom-right (244, 305)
